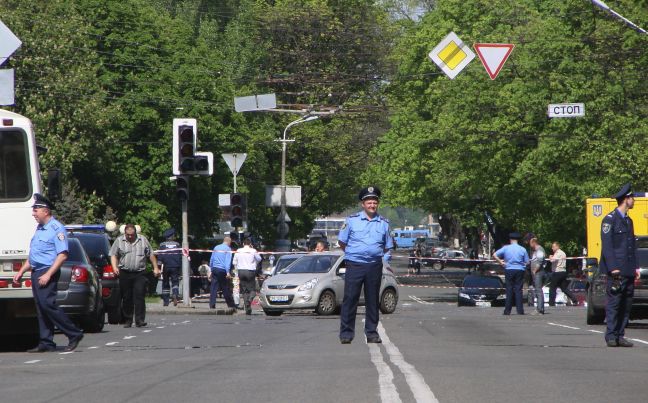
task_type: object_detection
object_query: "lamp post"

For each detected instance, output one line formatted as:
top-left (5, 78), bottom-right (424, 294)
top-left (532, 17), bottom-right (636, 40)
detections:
top-left (275, 115), bottom-right (319, 251)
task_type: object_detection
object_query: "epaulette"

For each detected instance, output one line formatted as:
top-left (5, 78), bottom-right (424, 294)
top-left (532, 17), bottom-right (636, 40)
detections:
top-left (51, 222), bottom-right (60, 230)
top-left (349, 213), bottom-right (360, 218)
top-left (381, 215), bottom-right (390, 223)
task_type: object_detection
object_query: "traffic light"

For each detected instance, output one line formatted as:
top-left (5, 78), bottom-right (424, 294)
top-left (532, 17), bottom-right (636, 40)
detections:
top-left (194, 151), bottom-right (214, 176)
top-left (230, 193), bottom-right (244, 228)
top-left (172, 118), bottom-right (197, 175)
top-left (176, 176), bottom-right (189, 200)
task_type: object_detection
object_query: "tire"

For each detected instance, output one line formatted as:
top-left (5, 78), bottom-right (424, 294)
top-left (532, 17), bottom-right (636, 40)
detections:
top-left (586, 287), bottom-right (605, 325)
top-left (316, 290), bottom-right (337, 315)
top-left (82, 298), bottom-right (105, 333)
top-left (432, 262), bottom-right (443, 271)
top-left (263, 309), bottom-right (283, 316)
top-left (380, 288), bottom-right (398, 314)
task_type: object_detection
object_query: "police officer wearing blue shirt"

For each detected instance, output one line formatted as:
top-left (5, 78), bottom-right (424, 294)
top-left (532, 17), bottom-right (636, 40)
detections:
top-left (338, 186), bottom-right (393, 344)
top-left (13, 194), bottom-right (83, 352)
top-left (209, 236), bottom-right (235, 309)
top-left (601, 183), bottom-right (637, 347)
top-left (493, 232), bottom-right (529, 315)
top-left (156, 228), bottom-right (181, 307)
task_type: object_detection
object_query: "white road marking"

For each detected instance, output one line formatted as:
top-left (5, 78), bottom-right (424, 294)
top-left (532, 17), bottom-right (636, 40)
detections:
top-left (547, 322), bottom-right (580, 330)
top-left (629, 338), bottom-right (648, 345)
top-left (156, 326), bottom-right (165, 329)
top-left (588, 329), bottom-right (604, 334)
top-left (409, 295), bottom-right (433, 305)
top-left (124, 336), bottom-right (136, 340)
top-left (106, 342), bottom-right (119, 346)
top-left (368, 343), bottom-right (401, 403)
top-left (24, 360), bottom-right (41, 364)
top-left (142, 330), bottom-right (152, 333)
top-left (378, 322), bottom-right (438, 403)
top-left (59, 351), bottom-right (74, 355)
top-left (88, 346), bottom-right (99, 349)
top-left (181, 320), bottom-right (190, 324)
top-left (402, 303), bottom-right (412, 306)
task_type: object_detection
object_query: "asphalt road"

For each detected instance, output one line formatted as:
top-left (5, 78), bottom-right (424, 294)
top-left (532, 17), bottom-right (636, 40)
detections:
top-left (2, 251), bottom-right (648, 403)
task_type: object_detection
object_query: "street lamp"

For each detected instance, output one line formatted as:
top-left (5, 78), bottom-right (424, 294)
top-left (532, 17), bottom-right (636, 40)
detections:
top-left (276, 115), bottom-right (319, 251)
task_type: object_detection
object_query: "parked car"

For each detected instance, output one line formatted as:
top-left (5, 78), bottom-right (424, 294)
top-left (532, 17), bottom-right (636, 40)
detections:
top-left (426, 249), bottom-right (477, 271)
top-left (260, 252), bottom-right (399, 316)
top-left (587, 236), bottom-right (648, 324)
top-left (457, 275), bottom-right (506, 307)
top-left (57, 237), bottom-right (104, 332)
top-left (415, 237), bottom-right (446, 256)
top-left (68, 227), bottom-right (122, 324)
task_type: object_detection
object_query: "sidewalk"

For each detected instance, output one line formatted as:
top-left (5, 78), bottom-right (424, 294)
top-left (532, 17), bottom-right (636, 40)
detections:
top-left (146, 294), bottom-right (236, 315)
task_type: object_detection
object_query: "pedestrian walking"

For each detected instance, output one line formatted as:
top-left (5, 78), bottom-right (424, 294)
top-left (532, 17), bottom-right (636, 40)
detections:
top-left (209, 237), bottom-right (235, 309)
top-left (155, 228), bottom-right (181, 306)
top-left (13, 194), bottom-right (84, 352)
top-left (233, 238), bottom-right (262, 315)
top-left (601, 183), bottom-right (637, 347)
top-left (493, 232), bottom-right (529, 315)
top-left (110, 224), bottom-right (160, 328)
top-left (338, 186), bottom-right (393, 344)
top-left (548, 242), bottom-right (579, 307)
top-left (528, 238), bottom-right (546, 314)
top-left (198, 260), bottom-right (210, 295)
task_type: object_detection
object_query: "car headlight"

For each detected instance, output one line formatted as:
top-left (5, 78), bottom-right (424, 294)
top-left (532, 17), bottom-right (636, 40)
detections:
top-left (459, 292), bottom-right (470, 299)
top-left (298, 278), bottom-right (319, 291)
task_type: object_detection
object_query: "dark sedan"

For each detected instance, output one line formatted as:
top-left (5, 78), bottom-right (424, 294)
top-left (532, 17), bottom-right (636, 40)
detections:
top-left (57, 237), bottom-right (104, 332)
top-left (457, 275), bottom-right (506, 307)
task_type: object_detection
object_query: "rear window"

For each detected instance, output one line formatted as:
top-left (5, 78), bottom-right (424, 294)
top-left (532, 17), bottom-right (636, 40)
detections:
top-left (66, 239), bottom-right (89, 264)
top-left (69, 233), bottom-right (110, 259)
top-left (463, 276), bottom-right (503, 289)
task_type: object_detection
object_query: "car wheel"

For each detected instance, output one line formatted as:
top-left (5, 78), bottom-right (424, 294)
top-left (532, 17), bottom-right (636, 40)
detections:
top-left (380, 288), bottom-right (398, 314)
top-left (586, 287), bottom-right (605, 325)
top-left (316, 290), bottom-right (337, 315)
top-left (432, 262), bottom-right (443, 271)
top-left (82, 298), bottom-right (105, 333)
top-left (106, 301), bottom-right (122, 325)
top-left (263, 309), bottom-right (283, 316)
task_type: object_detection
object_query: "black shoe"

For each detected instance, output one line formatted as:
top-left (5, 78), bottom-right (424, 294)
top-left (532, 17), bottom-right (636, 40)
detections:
top-left (136, 322), bottom-right (147, 328)
top-left (65, 334), bottom-right (84, 352)
top-left (618, 338), bottom-right (634, 347)
top-left (28, 345), bottom-right (56, 353)
top-left (606, 339), bottom-right (619, 347)
top-left (173, 297), bottom-right (178, 307)
top-left (340, 338), bottom-right (353, 344)
top-left (123, 322), bottom-right (132, 328)
top-left (366, 336), bottom-right (382, 343)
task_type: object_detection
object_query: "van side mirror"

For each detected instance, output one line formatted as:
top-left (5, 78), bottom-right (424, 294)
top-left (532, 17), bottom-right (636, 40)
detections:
top-left (337, 267), bottom-right (346, 275)
top-left (47, 169), bottom-right (62, 202)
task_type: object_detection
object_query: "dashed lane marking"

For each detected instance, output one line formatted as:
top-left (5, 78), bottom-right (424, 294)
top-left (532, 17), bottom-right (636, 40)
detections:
top-left (142, 330), bottom-right (152, 333)
top-left (409, 295), bottom-right (434, 305)
top-left (88, 346), bottom-right (99, 349)
top-left (59, 351), bottom-right (74, 355)
top-left (106, 342), bottom-right (119, 346)
top-left (588, 330), bottom-right (604, 334)
top-left (547, 322), bottom-right (580, 330)
top-left (124, 336), bottom-right (136, 340)
top-left (629, 338), bottom-right (648, 345)
top-left (156, 326), bottom-right (165, 329)
top-left (24, 360), bottom-right (41, 364)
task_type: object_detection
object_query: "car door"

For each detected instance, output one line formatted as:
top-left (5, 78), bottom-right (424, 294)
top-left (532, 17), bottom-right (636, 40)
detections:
top-left (331, 256), bottom-right (346, 305)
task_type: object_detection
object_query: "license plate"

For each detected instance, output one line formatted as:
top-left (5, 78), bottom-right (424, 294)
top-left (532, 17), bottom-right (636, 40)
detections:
top-left (476, 301), bottom-right (490, 307)
top-left (269, 295), bottom-right (289, 302)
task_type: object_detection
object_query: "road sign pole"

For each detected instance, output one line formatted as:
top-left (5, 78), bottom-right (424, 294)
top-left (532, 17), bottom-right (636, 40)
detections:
top-left (181, 197), bottom-right (191, 307)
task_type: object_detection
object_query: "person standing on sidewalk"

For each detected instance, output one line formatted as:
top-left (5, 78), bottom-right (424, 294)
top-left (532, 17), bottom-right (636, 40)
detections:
top-left (110, 224), bottom-right (160, 328)
top-left (233, 238), bottom-right (262, 315)
top-left (209, 237), bottom-right (235, 309)
top-left (493, 232), bottom-right (529, 315)
top-left (528, 238), bottom-right (546, 314)
top-left (13, 194), bottom-right (84, 352)
top-left (155, 228), bottom-right (181, 306)
top-left (548, 242), bottom-right (579, 307)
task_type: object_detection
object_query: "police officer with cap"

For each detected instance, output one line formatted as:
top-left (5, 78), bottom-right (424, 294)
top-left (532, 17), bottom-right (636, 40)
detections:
top-left (155, 228), bottom-right (181, 306)
top-left (601, 183), bottom-right (637, 347)
top-left (13, 194), bottom-right (84, 352)
top-left (493, 231), bottom-right (529, 315)
top-left (338, 186), bottom-right (393, 344)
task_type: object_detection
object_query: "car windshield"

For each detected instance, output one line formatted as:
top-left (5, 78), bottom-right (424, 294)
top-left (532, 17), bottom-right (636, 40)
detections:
top-left (281, 255), bottom-right (338, 274)
top-left (66, 239), bottom-right (89, 264)
top-left (462, 276), bottom-right (502, 289)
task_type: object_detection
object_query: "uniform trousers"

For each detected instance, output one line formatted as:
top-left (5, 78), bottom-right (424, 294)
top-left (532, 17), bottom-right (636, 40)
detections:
top-left (31, 269), bottom-right (82, 348)
top-left (238, 270), bottom-right (257, 313)
top-left (119, 270), bottom-right (148, 325)
top-left (161, 266), bottom-right (180, 306)
top-left (210, 269), bottom-right (235, 308)
top-left (339, 260), bottom-right (382, 340)
top-left (605, 276), bottom-right (634, 342)
top-left (504, 269), bottom-right (525, 315)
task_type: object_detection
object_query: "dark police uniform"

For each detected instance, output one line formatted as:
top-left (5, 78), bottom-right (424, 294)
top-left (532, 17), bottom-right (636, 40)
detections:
top-left (338, 187), bottom-right (393, 343)
top-left (156, 228), bottom-right (181, 306)
top-left (27, 194), bottom-right (83, 351)
top-left (600, 183), bottom-right (637, 346)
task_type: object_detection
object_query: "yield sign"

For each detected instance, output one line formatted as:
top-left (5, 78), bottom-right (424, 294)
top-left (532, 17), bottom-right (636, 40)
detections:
top-left (222, 153), bottom-right (247, 176)
top-left (0, 20), bottom-right (22, 66)
top-left (473, 43), bottom-right (515, 80)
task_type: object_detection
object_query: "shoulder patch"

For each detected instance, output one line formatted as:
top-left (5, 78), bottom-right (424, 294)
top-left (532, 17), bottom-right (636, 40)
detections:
top-left (602, 223), bottom-right (611, 234)
top-left (57, 232), bottom-right (65, 241)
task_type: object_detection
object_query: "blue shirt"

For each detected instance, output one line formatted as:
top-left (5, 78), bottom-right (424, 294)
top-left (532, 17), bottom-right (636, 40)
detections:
top-left (495, 243), bottom-right (529, 271)
top-left (29, 217), bottom-right (68, 272)
top-left (210, 243), bottom-right (232, 273)
top-left (338, 211), bottom-right (393, 264)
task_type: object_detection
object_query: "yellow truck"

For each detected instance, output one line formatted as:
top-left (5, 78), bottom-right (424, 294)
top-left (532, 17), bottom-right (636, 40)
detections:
top-left (585, 196), bottom-right (648, 324)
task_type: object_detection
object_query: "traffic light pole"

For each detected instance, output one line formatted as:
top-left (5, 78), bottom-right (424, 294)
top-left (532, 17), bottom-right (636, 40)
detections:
top-left (181, 197), bottom-right (191, 307)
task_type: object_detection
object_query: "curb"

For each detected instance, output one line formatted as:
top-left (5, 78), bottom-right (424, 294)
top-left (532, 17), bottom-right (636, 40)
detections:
top-left (146, 304), bottom-right (236, 315)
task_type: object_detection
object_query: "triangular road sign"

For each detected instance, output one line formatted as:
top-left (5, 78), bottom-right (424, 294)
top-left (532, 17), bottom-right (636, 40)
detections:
top-left (222, 153), bottom-right (247, 176)
top-left (0, 20), bottom-right (22, 66)
top-left (473, 43), bottom-right (515, 80)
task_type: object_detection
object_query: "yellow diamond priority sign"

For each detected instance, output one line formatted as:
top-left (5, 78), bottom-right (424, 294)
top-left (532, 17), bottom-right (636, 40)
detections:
top-left (428, 32), bottom-right (475, 80)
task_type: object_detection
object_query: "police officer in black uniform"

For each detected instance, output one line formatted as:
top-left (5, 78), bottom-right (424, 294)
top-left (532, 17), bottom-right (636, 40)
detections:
top-left (600, 183), bottom-right (637, 347)
top-left (156, 228), bottom-right (182, 306)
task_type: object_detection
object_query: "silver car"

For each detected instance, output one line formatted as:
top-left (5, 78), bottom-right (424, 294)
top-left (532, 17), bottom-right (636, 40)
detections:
top-left (260, 252), bottom-right (399, 316)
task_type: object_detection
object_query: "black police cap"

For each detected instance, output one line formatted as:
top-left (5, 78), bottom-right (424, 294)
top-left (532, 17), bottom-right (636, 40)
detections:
top-left (31, 193), bottom-right (55, 210)
top-left (162, 228), bottom-right (176, 239)
top-left (509, 232), bottom-right (522, 240)
top-left (359, 186), bottom-right (381, 201)
top-left (614, 183), bottom-right (633, 201)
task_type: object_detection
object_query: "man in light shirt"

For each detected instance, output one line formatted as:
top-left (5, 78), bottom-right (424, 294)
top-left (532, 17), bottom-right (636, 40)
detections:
top-left (233, 238), bottom-right (262, 315)
top-left (548, 242), bottom-right (578, 306)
